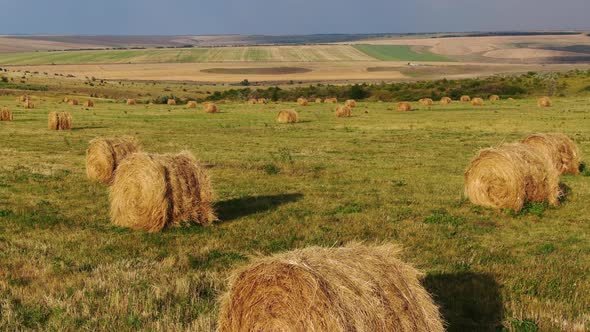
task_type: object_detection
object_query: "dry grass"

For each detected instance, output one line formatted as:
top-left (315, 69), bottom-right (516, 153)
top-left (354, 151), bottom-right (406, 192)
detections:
top-left (276, 109), bottom-right (299, 123)
top-left (397, 102), bottom-right (413, 111)
top-left (47, 111), bottom-right (72, 130)
top-left (464, 143), bottom-right (561, 211)
top-left (522, 133), bottom-right (581, 175)
top-left (86, 136), bottom-right (141, 185)
top-left (109, 151), bottom-right (216, 232)
top-left (218, 244), bottom-right (444, 332)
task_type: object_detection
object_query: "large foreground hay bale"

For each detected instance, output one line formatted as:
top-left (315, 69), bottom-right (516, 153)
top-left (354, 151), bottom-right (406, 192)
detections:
top-left (276, 110), bottom-right (299, 123)
top-left (48, 112), bottom-right (72, 130)
top-left (522, 133), bottom-right (580, 175)
top-left (464, 143), bottom-right (560, 211)
top-left (324, 97), bottom-right (338, 104)
top-left (419, 98), bottom-right (434, 106)
top-left (126, 98), bottom-right (136, 105)
top-left (85, 100), bottom-right (94, 107)
top-left (167, 99), bottom-right (176, 106)
top-left (471, 98), bottom-right (484, 106)
top-left (187, 101), bottom-right (197, 108)
top-left (218, 244), bottom-right (444, 332)
top-left (396, 102), bottom-right (413, 111)
top-left (440, 97), bottom-right (452, 105)
top-left (537, 97), bottom-right (552, 107)
top-left (205, 103), bottom-right (218, 113)
top-left (489, 95), bottom-right (500, 101)
top-left (460, 95), bottom-right (471, 102)
top-left (69, 99), bottom-right (79, 106)
top-left (0, 107), bottom-right (13, 121)
top-left (109, 151), bottom-right (216, 232)
top-left (335, 105), bottom-right (352, 117)
top-left (297, 97), bottom-right (309, 106)
top-left (86, 137), bottom-right (141, 185)
top-left (344, 99), bottom-right (357, 107)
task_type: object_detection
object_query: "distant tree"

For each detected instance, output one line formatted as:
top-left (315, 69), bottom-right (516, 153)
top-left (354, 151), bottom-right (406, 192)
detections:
top-left (240, 79), bottom-right (250, 86)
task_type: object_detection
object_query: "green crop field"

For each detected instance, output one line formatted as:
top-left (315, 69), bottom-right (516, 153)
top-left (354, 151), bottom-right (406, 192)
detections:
top-left (0, 92), bottom-right (589, 331)
top-left (353, 45), bottom-right (452, 62)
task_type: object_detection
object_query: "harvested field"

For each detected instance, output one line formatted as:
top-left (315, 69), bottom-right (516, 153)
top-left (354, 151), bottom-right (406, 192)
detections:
top-left (201, 67), bottom-right (312, 75)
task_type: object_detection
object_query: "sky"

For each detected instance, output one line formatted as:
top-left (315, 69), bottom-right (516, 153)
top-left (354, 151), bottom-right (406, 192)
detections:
top-left (0, 0), bottom-right (588, 35)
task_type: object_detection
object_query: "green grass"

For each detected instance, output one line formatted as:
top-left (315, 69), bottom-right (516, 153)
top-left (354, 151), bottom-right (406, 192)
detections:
top-left (353, 44), bottom-right (451, 62)
top-left (0, 95), bottom-right (589, 331)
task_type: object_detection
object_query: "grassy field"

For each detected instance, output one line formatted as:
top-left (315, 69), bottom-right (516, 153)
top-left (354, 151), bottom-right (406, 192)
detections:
top-left (0, 94), bottom-right (589, 331)
top-left (353, 45), bottom-right (451, 62)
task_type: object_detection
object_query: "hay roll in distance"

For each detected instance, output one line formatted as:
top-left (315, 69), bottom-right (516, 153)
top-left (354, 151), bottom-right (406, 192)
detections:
top-left (218, 244), bottom-right (444, 332)
top-left (85, 100), bottom-right (94, 107)
top-left (86, 136), bottom-right (141, 185)
top-left (257, 98), bottom-right (268, 104)
top-left (396, 102), bottom-right (413, 111)
top-left (276, 110), bottom-right (299, 123)
top-left (440, 97), bottom-right (452, 104)
top-left (419, 98), bottom-right (434, 106)
top-left (204, 103), bottom-right (218, 113)
top-left (464, 143), bottom-right (560, 211)
top-left (63, 97), bottom-right (70, 103)
top-left (187, 101), bottom-right (197, 108)
top-left (69, 99), bottom-right (79, 106)
top-left (522, 133), bottom-right (580, 175)
top-left (109, 151), bottom-right (216, 232)
top-left (538, 97), bottom-right (552, 107)
top-left (167, 99), bottom-right (176, 106)
top-left (344, 99), bottom-right (357, 107)
top-left (324, 97), bottom-right (338, 104)
top-left (0, 107), bottom-right (13, 121)
top-left (48, 112), bottom-right (72, 130)
top-left (247, 98), bottom-right (257, 105)
top-left (471, 98), bottom-right (484, 106)
top-left (314, 98), bottom-right (323, 103)
top-left (460, 95), bottom-right (471, 102)
top-left (297, 97), bottom-right (309, 106)
top-left (126, 98), bottom-right (136, 105)
top-left (335, 105), bottom-right (352, 117)
top-left (23, 100), bottom-right (35, 109)
top-left (489, 95), bottom-right (500, 101)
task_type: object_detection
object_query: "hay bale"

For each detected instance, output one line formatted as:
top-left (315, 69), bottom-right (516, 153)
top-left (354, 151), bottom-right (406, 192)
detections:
top-left (126, 99), bottom-right (136, 105)
top-left (63, 97), bottom-right (70, 103)
top-left (48, 112), bottom-right (72, 130)
top-left (471, 98), bottom-right (484, 106)
top-left (419, 98), bottom-right (434, 106)
top-left (297, 97), bottom-right (309, 106)
top-left (68, 99), bottom-right (79, 106)
top-left (396, 102), bottom-right (413, 111)
top-left (247, 98), bottom-right (257, 105)
top-left (187, 101), bottom-right (197, 108)
top-left (19, 95), bottom-right (30, 102)
top-left (109, 151), bottom-right (216, 232)
top-left (167, 99), bottom-right (176, 106)
top-left (335, 105), bottom-right (352, 117)
top-left (23, 100), bottom-right (35, 109)
top-left (0, 107), bottom-right (13, 121)
top-left (218, 244), bottom-right (444, 332)
top-left (85, 100), bottom-right (94, 107)
top-left (205, 103), bottom-right (218, 113)
top-left (86, 137), bottom-right (141, 185)
top-left (344, 99), bottom-right (357, 107)
top-left (315, 98), bottom-right (323, 103)
top-left (489, 95), bottom-right (500, 101)
top-left (522, 133), bottom-right (580, 175)
top-left (440, 97), bottom-right (452, 105)
top-left (464, 143), bottom-right (560, 211)
top-left (324, 97), bottom-right (338, 104)
top-left (460, 95), bottom-right (471, 102)
top-left (257, 98), bottom-right (268, 104)
top-left (537, 97), bottom-right (552, 107)
top-left (276, 110), bottom-right (299, 123)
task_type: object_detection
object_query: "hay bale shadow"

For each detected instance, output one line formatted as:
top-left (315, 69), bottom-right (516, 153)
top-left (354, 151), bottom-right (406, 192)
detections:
top-left (215, 193), bottom-right (303, 222)
top-left (71, 126), bottom-right (108, 131)
top-left (423, 272), bottom-right (503, 332)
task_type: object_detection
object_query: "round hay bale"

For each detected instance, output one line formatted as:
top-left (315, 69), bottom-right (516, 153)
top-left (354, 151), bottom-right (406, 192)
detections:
top-left (324, 97), bottom-right (338, 104)
top-left (86, 136), bottom-right (141, 185)
top-left (109, 151), bottom-right (216, 232)
top-left (126, 98), bottom-right (136, 105)
top-left (23, 100), bottom-right (35, 109)
top-left (48, 112), bottom-right (72, 130)
top-left (19, 95), bottom-right (30, 102)
top-left (257, 98), bottom-right (268, 104)
top-left (276, 110), bottom-right (299, 123)
top-left (247, 98), bottom-right (257, 105)
top-left (315, 98), bottom-right (323, 103)
top-left (537, 97), bottom-right (552, 107)
top-left (205, 103), bottom-right (218, 113)
top-left (522, 133), bottom-right (580, 175)
top-left (218, 244), bottom-right (444, 332)
top-left (187, 101), bottom-right (197, 108)
top-left (471, 98), bottom-right (484, 106)
top-left (440, 97), bottom-right (452, 105)
top-left (297, 97), bottom-right (309, 106)
top-left (167, 99), bottom-right (176, 106)
top-left (419, 98), bottom-right (434, 106)
top-left (0, 107), bottom-right (13, 121)
top-left (460, 95), bottom-right (471, 102)
top-left (344, 99), bottom-right (357, 107)
top-left (85, 100), bottom-right (94, 107)
top-left (335, 105), bottom-right (352, 117)
top-left (489, 95), bottom-right (500, 101)
top-left (396, 102), bottom-right (413, 111)
top-left (63, 97), bottom-right (70, 103)
top-left (69, 99), bottom-right (79, 106)
top-left (464, 143), bottom-right (560, 211)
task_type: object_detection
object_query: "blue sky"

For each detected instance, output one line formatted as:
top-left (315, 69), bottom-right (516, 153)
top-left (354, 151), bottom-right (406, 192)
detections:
top-left (0, 0), bottom-right (588, 35)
